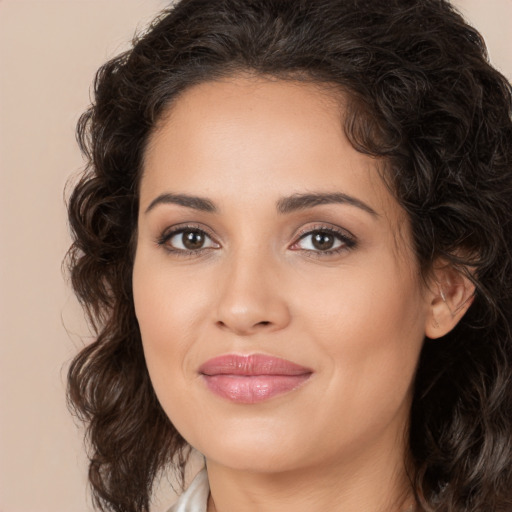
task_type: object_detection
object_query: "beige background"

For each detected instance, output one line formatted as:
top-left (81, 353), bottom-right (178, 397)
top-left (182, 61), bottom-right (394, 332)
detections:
top-left (0, 1), bottom-right (511, 511)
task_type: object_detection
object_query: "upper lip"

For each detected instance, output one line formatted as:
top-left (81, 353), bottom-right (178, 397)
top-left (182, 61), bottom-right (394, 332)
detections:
top-left (198, 353), bottom-right (313, 376)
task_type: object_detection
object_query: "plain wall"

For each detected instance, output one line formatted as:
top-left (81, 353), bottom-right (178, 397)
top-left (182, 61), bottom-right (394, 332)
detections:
top-left (0, 1), bottom-right (511, 511)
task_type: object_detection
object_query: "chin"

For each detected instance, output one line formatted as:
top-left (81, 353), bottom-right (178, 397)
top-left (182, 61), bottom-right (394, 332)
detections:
top-left (186, 420), bottom-right (311, 474)
top-left (205, 444), bottom-right (304, 474)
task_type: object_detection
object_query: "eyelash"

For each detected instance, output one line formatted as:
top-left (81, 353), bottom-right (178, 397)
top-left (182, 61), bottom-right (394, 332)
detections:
top-left (292, 224), bottom-right (357, 258)
top-left (156, 223), bottom-right (218, 257)
top-left (156, 223), bottom-right (357, 258)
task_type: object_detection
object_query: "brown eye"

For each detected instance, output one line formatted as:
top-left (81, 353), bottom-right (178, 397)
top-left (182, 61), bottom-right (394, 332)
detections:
top-left (311, 232), bottom-right (335, 251)
top-left (162, 228), bottom-right (218, 253)
top-left (182, 230), bottom-right (206, 250)
top-left (293, 228), bottom-right (355, 254)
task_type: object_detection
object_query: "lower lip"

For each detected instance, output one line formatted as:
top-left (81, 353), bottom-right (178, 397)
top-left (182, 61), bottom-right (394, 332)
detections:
top-left (202, 374), bottom-right (311, 404)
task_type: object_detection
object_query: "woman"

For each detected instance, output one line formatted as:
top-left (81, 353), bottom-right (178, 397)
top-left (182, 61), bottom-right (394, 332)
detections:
top-left (66, 0), bottom-right (512, 511)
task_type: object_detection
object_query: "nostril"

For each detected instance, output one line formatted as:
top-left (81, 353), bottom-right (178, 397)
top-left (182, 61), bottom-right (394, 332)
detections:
top-left (257, 321), bottom-right (271, 326)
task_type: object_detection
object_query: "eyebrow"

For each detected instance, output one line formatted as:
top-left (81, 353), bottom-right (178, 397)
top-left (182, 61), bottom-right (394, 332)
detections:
top-left (276, 192), bottom-right (379, 217)
top-left (145, 191), bottom-right (378, 217)
top-left (145, 193), bottom-right (217, 214)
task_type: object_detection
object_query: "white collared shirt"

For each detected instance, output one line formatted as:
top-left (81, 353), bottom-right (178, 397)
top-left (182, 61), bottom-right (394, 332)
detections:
top-left (167, 468), bottom-right (419, 511)
top-left (167, 469), bottom-right (209, 512)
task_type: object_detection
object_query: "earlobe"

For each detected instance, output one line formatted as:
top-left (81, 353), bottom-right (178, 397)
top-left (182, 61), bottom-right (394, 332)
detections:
top-left (424, 262), bottom-right (476, 339)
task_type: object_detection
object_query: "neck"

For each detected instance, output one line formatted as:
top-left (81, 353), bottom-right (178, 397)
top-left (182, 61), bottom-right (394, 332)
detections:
top-left (205, 438), bottom-right (416, 512)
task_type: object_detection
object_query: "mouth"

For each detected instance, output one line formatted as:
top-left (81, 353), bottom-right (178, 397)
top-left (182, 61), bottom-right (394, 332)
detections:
top-left (198, 353), bottom-right (313, 404)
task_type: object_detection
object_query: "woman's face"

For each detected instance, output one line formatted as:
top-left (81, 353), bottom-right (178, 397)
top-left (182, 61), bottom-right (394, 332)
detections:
top-left (133, 76), bottom-right (433, 474)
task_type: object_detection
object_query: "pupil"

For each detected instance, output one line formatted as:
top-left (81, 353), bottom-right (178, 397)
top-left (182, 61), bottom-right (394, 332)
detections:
top-left (183, 230), bottom-right (204, 250)
top-left (312, 232), bottom-right (334, 250)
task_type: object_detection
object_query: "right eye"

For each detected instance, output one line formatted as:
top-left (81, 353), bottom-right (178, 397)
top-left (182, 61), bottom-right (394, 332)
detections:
top-left (158, 227), bottom-right (219, 254)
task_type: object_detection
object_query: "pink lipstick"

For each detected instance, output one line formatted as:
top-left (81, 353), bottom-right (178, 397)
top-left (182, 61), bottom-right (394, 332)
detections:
top-left (198, 354), bottom-right (312, 404)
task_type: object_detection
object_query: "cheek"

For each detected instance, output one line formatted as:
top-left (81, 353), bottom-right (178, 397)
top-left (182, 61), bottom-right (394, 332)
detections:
top-left (133, 246), bottom-right (211, 333)
top-left (302, 244), bottom-right (425, 344)
top-left (294, 253), bottom-right (426, 415)
top-left (132, 255), bottom-right (208, 394)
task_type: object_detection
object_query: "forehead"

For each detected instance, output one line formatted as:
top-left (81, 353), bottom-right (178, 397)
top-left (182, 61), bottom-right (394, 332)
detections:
top-left (144, 76), bottom-right (345, 178)
top-left (141, 76), bottom-right (405, 229)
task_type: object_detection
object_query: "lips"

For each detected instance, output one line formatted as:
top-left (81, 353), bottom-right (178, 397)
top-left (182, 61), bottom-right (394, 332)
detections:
top-left (198, 354), bottom-right (313, 404)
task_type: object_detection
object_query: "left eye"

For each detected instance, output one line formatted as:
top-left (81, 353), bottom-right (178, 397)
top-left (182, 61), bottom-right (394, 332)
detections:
top-left (164, 228), bottom-right (217, 251)
top-left (294, 230), bottom-right (350, 252)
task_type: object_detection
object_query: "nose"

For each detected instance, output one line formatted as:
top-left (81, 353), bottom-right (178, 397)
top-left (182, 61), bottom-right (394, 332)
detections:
top-left (214, 250), bottom-right (291, 336)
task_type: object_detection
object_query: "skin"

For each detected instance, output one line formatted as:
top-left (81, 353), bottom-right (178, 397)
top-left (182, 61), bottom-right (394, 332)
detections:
top-left (133, 75), bottom-right (450, 512)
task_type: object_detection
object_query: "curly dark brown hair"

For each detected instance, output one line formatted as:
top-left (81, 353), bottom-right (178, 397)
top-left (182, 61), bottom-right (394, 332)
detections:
top-left (66, 0), bottom-right (512, 511)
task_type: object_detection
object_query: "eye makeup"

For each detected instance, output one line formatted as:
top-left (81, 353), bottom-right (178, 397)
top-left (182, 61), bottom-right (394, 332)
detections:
top-left (155, 221), bottom-right (357, 259)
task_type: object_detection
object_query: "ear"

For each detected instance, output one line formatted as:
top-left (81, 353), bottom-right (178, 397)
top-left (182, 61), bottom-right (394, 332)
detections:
top-left (424, 261), bottom-right (476, 339)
